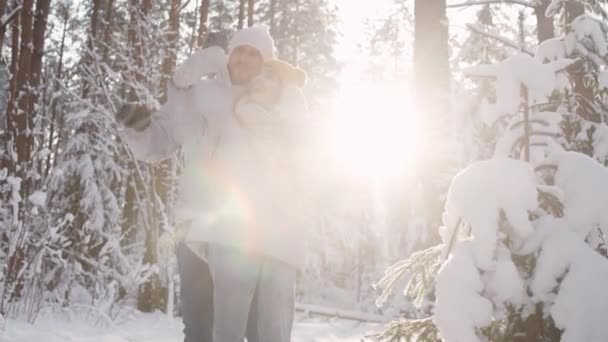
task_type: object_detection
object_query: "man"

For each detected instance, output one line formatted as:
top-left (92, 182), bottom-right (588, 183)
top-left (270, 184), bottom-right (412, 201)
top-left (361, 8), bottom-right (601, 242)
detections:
top-left (116, 25), bottom-right (307, 342)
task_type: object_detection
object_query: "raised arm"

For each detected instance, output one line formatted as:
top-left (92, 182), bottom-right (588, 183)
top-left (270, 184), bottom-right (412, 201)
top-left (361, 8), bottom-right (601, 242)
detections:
top-left (117, 47), bottom-right (228, 162)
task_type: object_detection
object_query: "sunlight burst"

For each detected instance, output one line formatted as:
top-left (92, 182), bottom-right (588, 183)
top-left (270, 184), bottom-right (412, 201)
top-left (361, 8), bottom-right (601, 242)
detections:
top-left (327, 81), bottom-right (421, 183)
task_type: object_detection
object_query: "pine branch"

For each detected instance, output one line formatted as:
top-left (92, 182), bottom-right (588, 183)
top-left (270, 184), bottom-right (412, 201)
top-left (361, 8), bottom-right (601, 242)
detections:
top-left (376, 317), bottom-right (441, 342)
top-left (466, 23), bottom-right (534, 56)
top-left (0, 5), bottom-right (22, 29)
top-left (374, 245), bottom-right (443, 308)
top-left (448, 0), bottom-right (535, 8)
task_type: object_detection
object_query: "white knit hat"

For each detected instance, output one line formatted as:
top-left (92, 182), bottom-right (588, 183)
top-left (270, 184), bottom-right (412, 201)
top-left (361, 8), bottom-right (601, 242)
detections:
top-left (228, 25), bottom-right (275, 61)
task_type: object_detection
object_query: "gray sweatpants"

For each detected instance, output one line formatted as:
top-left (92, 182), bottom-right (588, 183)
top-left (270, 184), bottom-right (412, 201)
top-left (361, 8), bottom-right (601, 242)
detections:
top-left (177, 242), bottom-right (296, 342)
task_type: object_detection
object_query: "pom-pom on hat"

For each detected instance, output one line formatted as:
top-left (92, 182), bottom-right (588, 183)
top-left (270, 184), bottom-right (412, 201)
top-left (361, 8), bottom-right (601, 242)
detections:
top-left (228, 25), bottom-right (275, 61)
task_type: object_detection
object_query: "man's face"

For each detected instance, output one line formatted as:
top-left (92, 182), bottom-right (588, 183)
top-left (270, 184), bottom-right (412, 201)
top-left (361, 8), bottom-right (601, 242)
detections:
top-left (228, 45), bottom-right (264, 85)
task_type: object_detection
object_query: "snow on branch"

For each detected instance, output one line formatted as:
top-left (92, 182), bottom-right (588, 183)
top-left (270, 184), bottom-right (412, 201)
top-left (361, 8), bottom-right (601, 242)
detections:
top-left (447, 0), bottom-right (534, 9)
top-left (374, 244), bottom-right (443, 307)
top-left (463, 54), bottom-right (574, 124)
top-left (465, 24), bottom-right (534, 56)
top-left (545, 0), bottom-right (563, 17)
top-left (376, 317), bottom-right (440, 342)
top-left (441, 158), bottom-right (538, 268)
top-left (0, 5), bottom-right (22, 29)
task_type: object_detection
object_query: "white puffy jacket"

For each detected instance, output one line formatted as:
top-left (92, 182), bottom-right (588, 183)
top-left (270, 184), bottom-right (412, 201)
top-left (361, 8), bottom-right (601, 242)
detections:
top-left (121, 47), bottom-right (309, 267)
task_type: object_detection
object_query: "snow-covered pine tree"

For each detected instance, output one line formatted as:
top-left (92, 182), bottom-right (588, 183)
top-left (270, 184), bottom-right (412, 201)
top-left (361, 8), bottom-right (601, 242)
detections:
top-left (28, 0), bottom-right (183, 317)
top-left (38, 0), bottom-right (153, 317)
top-left (375, 5), bottom-right (608, 340)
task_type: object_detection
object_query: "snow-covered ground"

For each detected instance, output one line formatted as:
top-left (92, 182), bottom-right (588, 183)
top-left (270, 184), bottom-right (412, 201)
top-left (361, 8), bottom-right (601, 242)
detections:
top-left (1, 310), bottom-right (381, 342)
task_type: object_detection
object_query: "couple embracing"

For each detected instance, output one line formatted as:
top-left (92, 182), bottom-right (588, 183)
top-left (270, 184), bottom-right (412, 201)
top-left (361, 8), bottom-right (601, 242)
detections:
top-left (117, 25), bottom-right (310, 342)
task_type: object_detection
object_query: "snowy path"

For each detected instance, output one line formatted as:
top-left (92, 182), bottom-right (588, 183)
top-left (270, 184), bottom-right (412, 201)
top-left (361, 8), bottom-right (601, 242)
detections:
top-left (2, 310), bottom-right (381, 342)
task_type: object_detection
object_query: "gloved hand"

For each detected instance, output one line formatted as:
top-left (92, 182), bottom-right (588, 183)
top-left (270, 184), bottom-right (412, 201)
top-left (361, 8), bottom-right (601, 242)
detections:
top-left (172, 46), bottom-right (228, 89)
top-left (116, 103), bottom-right (152, 132)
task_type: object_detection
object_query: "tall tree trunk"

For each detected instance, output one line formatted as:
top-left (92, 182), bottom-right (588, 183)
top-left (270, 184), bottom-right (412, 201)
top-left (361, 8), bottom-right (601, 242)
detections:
top-left (564, 0), bottom-right (584, 25)
top-left (0, 0), bottom-right (17, 181)
top-left (45, 3), bottom-right (67, 177)
top-left (413, 0), bottom-right (449, 231)
top-left (3, 0), bottom-right (33, 308)
top-left (269, 0), bottom-right (276, 35)
top-left (14, 0), bottom-right (33, 186)
top-left (4, 6), bottom-right (18, 160)
top-left (102, 0), bottom-right (114, 62)
top-left (160, 0), bottom-right (181, 100)
top-left (237, 0), bottom-right (245, 30)
top-left (0, 0), bottom-right (8, 52)
top-left (82, 0), bottom-right (101, 99)
top-left (188, 0), bottom-right (199, 53)
top-left (564, 0), bottom-right (594, 120)
top-left (30, 0), bottom-right (50, 87)
top-left (127, 0), bottom-right (152, 98)
top-left (414, 0), bottom-right (449, 113)
top-left (197, 0), bottom-right (209, 47)
top-left (29, 0), bottom-right (50, 124)
top-left (292, 0), bottom-right (300, 64)
top-left (136, 0), bottom-right (173, 313)
top-left (247, 0), bottom-right (254, 27)
top-left (535, 0), bottom-right (555, 44)
top-left (277, 0), bottom-right (290, 59)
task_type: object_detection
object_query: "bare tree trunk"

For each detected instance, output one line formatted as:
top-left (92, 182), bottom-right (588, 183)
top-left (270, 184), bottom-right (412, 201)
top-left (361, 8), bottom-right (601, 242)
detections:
top-left (564, 0), bottom-right (594, 120)
top-left (45, 4), bottom-right (67, 177)
top-left (414, 0), bottom-right (449, 113)
top-left (0, 0), bottom-right (8, 52)
top-left (269, 0), bottom-right (276, 35)
top-left (188, 0), bottom-right (199, 53)
top-left (564, 0), bottom-right (584, 25)
top-left (136, 0), bottom-right (173, 313)
top-left (14, 0), bottom-right (33, 181)
top-left (247, 0), bottom-right (254, 27)
top-left (29, 0), bottom-right (50, 118)
top-left (292, 0), bottom-right (300, 64)
top-left (82, 0), bottom-right (101, 99)
top-left (237, 0), bottom-right (245, 30)
top-left (277, 0), bottom-right (290, 59)
top-left (127, 0), bottom-right (152, 97)
top-left (197, 0), bottom-right (209, 47)
top-left (2, 0), bottom-right (33, 307)
top-left (102, 0), bottom-right (114, 62)
top-left (160, 0), bottom-right (181, 100)
top-left (534, 0), bottom-right (554, 44)
top-left (30, 0), bottom-right (50, 87)
top-left (4, 5), bottom-right (18, 157)
top-left (413, 0), bottom-right (449, 231)
top-left (0, 0), bottom-right (17, 180)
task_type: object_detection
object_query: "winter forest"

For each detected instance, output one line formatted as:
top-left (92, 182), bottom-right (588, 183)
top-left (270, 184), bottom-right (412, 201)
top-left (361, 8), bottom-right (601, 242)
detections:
top-left (1, 0), bottom-right (608, 341)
